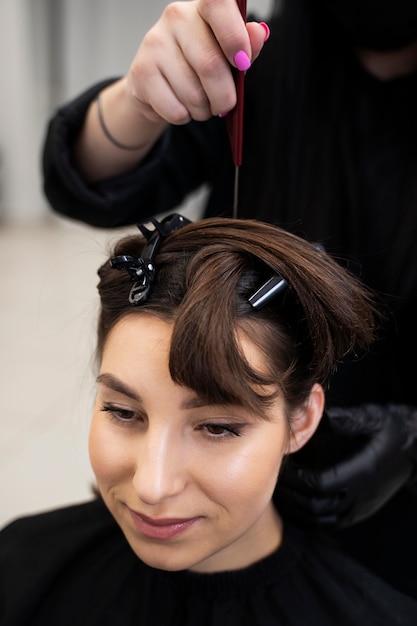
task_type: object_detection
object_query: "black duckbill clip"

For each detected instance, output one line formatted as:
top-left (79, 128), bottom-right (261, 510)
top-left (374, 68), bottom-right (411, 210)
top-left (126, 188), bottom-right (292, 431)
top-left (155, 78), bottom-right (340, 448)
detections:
top-left (249, 274), bottom-right (288, 310)
top-left (111, 213), bottom-right (191, 306)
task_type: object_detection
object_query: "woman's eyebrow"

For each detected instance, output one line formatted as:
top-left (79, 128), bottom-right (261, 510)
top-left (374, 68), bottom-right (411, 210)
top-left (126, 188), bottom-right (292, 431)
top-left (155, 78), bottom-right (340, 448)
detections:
top-left (96, 374), bottom-right (239, 413)
top-left (96, 373), bottom-right (140, 401)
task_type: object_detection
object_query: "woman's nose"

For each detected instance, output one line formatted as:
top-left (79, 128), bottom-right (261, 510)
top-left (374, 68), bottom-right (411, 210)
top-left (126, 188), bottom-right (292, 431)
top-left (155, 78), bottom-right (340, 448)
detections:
top-left (132, 429), bottom-right (187, 505)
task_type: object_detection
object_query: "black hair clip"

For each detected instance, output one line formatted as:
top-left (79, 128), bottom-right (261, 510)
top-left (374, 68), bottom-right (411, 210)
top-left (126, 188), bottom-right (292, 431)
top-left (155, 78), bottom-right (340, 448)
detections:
top-left (249, 242), bottom-right (325, 310)
top-left (111, 213), bottom-right (191, 305)
top-left (249, 274), bottom-right (288, 310)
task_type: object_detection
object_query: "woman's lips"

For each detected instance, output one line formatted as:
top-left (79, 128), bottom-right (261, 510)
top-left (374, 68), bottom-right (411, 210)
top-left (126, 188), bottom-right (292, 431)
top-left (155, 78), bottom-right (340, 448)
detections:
top-left (129, 509), bottom-right (202, 540)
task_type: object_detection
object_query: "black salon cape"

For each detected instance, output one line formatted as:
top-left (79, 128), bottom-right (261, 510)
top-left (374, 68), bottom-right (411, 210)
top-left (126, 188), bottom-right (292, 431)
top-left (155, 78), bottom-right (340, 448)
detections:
top-left (1, 499), bottom-right (416, 626)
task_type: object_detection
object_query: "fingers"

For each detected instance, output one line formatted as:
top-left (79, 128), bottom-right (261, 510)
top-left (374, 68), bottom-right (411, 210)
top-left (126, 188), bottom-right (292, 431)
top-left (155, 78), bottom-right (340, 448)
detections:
top-left (129, 29), bottom-right (210, 125)
top-left (247, 21), bottom-right (270, 61)
top-left (127, 0), bottom-right (270, 125)
top-left (196, 0), bottom-right (251, 65)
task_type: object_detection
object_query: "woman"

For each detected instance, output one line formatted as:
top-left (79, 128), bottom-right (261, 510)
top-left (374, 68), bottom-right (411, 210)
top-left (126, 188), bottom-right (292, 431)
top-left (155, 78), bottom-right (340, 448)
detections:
top-left (1, 215), bottom-right (416, 624)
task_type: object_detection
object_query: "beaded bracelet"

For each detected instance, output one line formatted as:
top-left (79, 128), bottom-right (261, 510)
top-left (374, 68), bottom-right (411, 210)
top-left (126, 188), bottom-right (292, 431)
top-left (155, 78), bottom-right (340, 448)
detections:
top-left (95, 93), bottom-right (143, 151)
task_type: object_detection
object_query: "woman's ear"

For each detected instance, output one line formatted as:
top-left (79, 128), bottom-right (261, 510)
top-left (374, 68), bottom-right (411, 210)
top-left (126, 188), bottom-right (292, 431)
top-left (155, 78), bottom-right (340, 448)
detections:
top-left (288, 383), bottom-right (325, 454)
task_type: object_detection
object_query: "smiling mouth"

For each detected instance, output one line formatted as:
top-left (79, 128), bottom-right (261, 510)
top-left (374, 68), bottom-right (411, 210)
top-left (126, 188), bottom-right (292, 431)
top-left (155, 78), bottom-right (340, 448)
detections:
top-left (129, 509), bottom-right (202, 541)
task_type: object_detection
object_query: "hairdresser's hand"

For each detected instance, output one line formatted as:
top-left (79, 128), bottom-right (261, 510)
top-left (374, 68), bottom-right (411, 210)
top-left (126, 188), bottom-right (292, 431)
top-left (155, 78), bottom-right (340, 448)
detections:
top-left (76, 1), bottom-right (268, 181)
top-left (277, 404), bottom-right (417, 528)
top-left (127, 0), bottom-right (268, 125)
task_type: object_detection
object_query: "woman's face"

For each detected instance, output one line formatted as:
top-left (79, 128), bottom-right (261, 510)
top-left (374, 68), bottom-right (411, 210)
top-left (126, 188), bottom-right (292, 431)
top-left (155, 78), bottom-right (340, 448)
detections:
top-left (89, 314), bottom-right (322, 573)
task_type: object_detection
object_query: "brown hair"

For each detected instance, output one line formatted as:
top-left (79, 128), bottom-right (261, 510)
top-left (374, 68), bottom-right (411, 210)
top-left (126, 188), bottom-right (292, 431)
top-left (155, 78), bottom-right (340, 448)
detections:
top-left (97, 217), bottom-right (377, 417)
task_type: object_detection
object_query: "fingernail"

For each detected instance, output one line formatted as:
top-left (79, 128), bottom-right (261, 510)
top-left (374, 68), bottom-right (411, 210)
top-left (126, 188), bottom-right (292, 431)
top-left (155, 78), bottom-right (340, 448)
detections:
top-left (260, 22), bottom-right (270, 42)
top-left (218, 112), bottom-right (229, 118)
top-left (234, 50), bottom-right (251, 71)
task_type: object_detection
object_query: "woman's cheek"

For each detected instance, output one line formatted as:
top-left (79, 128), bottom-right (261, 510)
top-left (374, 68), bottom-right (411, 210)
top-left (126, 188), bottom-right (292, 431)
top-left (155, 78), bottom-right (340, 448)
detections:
top-left (210, 439), bottom-right (285, 497)
top-left (88, 416), bottom-right (129, 483)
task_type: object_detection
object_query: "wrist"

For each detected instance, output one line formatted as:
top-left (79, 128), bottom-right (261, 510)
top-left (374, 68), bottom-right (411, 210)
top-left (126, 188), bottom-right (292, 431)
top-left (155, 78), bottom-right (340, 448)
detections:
top-left (98, 78), bottom-right (167, 152)
top-left (74, 78), bottom-right (167, 181)
top-left (95, 92), bottom-right (146, 151)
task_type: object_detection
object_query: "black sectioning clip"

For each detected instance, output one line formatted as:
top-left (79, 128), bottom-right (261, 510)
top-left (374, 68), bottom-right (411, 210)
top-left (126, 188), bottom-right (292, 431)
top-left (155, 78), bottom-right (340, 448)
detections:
top-left (110, 213), bottom-right (191, 306)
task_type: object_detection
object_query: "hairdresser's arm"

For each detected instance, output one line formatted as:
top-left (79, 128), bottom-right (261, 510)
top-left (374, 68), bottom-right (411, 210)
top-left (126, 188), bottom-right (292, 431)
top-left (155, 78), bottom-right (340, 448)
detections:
top-left (43, 78), bottom-right (234, 227)
top-left (74, 0), bottom-right (267, 181)
top-left (43, 0), bottom-right (267, 226)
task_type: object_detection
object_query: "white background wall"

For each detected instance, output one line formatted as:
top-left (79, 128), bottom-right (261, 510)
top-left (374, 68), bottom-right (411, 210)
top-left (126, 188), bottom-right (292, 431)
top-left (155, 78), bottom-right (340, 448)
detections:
top-left (0, 0), bottom-right (273, 224)
top-left (0, 0), bottom-right (49, 222)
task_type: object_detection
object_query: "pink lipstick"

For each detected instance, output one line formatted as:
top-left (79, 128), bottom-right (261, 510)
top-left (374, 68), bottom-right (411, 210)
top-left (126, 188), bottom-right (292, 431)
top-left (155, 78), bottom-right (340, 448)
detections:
top-left (129, 510), bottom-right (201, 540)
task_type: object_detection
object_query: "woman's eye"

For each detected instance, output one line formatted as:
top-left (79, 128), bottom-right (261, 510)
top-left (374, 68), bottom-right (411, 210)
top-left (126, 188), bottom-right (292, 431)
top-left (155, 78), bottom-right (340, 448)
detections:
top-left (202, 423), bottom-right (243, 438)
top-left (100, 404), bottom-right (141, 424)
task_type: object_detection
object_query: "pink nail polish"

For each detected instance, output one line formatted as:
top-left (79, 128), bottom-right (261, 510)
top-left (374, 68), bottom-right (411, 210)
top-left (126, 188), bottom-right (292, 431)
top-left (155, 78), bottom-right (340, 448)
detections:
top-left (260, 22), bottom-right (270, 42)
top-left (218, 112), bottom-right (229, 118)
top-left (234, 50), bottom-right (251, 72)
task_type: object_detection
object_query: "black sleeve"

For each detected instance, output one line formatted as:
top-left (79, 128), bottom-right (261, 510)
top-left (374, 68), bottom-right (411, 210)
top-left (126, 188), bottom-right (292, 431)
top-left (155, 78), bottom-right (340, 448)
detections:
top-left (42, 79), bottom-right (233, 228)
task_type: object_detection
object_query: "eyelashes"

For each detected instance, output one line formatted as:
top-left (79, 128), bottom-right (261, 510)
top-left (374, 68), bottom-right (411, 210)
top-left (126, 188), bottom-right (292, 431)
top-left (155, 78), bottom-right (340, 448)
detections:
top-left (99, 403), bottom-right (245, 439)
top-left (196, 423), bottom-right (243, 438)
top-left (100, 404), bottom-right (140, 424)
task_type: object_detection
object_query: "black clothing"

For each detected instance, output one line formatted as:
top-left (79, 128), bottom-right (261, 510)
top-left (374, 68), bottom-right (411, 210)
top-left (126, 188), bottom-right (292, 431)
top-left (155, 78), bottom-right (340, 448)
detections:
top-left (318, 0), bottom-right (417, 50)
top-left (1, 498), bottom-right (417, 626)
